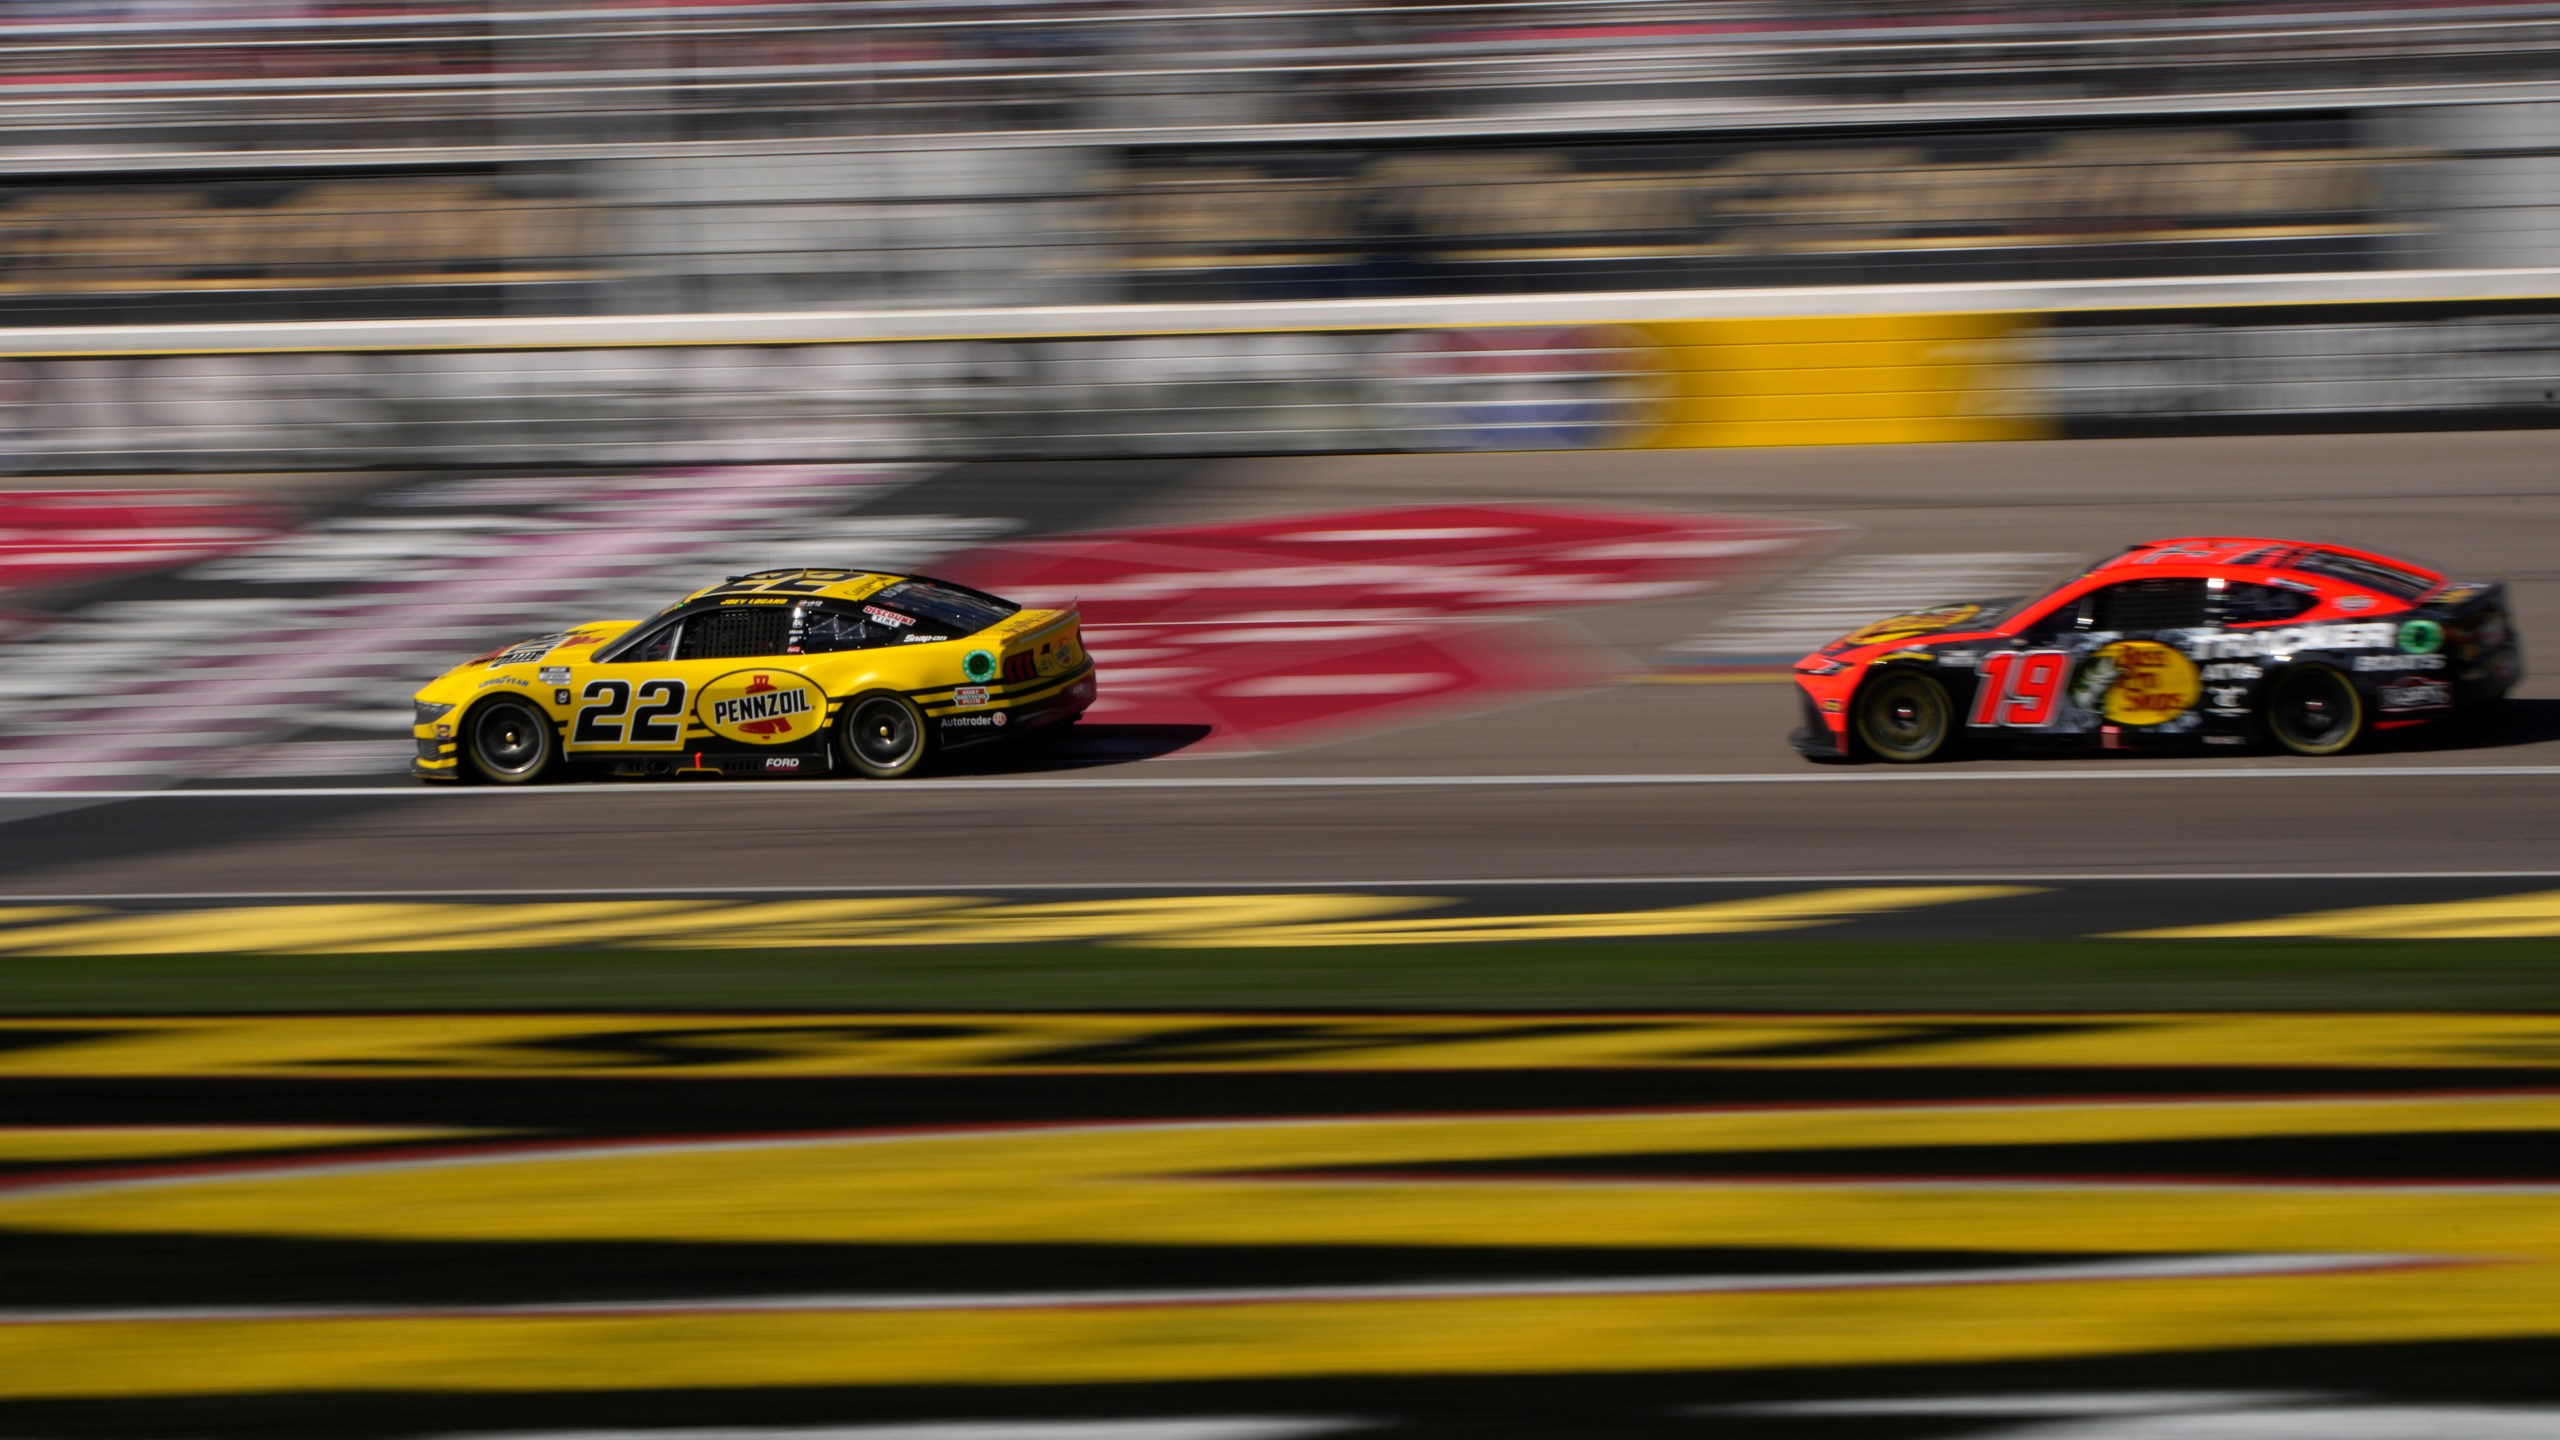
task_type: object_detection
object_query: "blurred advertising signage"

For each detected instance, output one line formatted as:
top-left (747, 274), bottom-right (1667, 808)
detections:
top-left (0, 327), bottom-right (1670, 472)
top-left (1103, 117), bottom-right (2415, 298)
top-left (2035, 298), bottom-right (2560, 437)
top-left (0, 171), bottom-right (603, 319)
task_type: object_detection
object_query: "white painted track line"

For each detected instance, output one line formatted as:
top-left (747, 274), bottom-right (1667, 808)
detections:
top-left (0, 1253), bottom-right (2423, 1324)
top-left (14, 765), bottom-right (2560, 800)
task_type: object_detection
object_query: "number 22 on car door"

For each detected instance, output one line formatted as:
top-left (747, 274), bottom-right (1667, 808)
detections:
top-left (569, 674), bottom-right (692, 749)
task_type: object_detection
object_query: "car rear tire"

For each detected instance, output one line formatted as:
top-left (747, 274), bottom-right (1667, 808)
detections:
top-left (464, 697), bottom-right (557, 785)
top-left (838, 691), bottom-right (928, 778)
top-left (1855, 670), bottom-right (1954, 763)
top-left (2265, 663), bottom-right (2363, 757)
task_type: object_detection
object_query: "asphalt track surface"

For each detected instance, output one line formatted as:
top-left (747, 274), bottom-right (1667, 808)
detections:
top-left (4, 430), bottom-right (2560, 899)
top-left (9, 435), bottom-right (2560, 1440)
top-left (9, 1009), bottom-right (2560, 1438)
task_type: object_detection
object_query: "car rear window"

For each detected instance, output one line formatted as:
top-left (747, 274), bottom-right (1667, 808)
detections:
top-left (870, 580), bottom-right (1017, 636)
top-left (2219, 581), bottom-right (2317, 624)
top-left (2290, 551), bottom-right (2434, 601)
top-left (795, 603), bottom-right (957, 653)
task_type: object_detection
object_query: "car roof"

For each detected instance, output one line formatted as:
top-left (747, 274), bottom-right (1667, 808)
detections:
top-left (673, 569), bottom-right (906, 607)
top-left (2089, 537), bottom-right (2442, 585)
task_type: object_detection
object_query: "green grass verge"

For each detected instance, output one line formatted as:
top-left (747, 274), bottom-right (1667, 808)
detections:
top-left (4, 939), bottom-right (2560, 1013)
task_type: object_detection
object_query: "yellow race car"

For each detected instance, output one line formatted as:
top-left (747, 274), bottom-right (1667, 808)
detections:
top-left (412, 568), bottom-right (1095, 783)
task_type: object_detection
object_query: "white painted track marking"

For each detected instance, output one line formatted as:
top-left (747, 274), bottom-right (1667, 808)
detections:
top-left (0, 1254), bottom-right (2426, 1325)
top-left (16, 765), bottom-right (2560, 800)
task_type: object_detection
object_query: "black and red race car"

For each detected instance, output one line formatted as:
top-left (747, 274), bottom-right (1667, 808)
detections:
top-left (1790, 537), bottom-right (2522, 762)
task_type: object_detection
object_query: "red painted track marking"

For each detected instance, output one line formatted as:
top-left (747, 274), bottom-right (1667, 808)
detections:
top-left (945, 504), bottom-right (1822, 750)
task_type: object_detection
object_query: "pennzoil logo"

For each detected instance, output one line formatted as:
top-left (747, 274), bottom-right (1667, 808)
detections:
top-left (2072, 639), bottom-right (2200, 725)
top-left (701, 671), bottom-right (825, 745)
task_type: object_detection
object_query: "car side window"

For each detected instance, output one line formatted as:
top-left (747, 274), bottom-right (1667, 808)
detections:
top-left (2089, 578), bottom-right (2209, 632)
top-left (792, 602), bottom-right (957, 655)
top-left (2219, 581), bottom-right (2317, 625)
top-left (2018, 592), bottom-right (2094, 643)
top-left (614, 620), bottom-right (680, 664)
top-left (677, 604), bottom-right (794, 660)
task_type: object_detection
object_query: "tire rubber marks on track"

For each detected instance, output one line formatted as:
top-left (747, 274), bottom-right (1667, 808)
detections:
top-left (11, 1011), bottom-right (2560, 1078)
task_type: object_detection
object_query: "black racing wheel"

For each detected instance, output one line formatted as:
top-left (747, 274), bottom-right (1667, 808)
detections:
top-left (464, 697), bottom-right (557, 785)
top-left (2265, 663), bottom-right (2363, 757)
top-left (1855, 670), bottom-right (1955, 763)
top-left (837, 691), bottom-right (929, 778)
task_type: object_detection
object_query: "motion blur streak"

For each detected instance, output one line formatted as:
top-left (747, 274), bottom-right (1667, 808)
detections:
top-left (3, 1096), bottom-right (2560, 1394)
top-left (8, 1009), bottom-right (2560, 1078)
top-left (0, 888), bottom-right (2024, 955)
top-left (2119, 890), bottom-right (2560, 939)
top-left (7, 1), bottom-right (2560, 1435)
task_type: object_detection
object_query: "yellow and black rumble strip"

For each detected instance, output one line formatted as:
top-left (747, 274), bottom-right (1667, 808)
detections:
top-left (7, 1007), bottom-right (2560, 1438)
top-left (6, 875), bottom-right (2560, 954)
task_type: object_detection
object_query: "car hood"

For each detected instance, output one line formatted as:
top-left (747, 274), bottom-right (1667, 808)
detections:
top-left (431, 619), bottom-right (640, 684)
top-left (1809, 596), bottom-right (2021, 660)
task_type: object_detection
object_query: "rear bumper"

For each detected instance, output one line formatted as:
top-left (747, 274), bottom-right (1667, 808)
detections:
top-left (937, 667), bottom-right (1097, 749)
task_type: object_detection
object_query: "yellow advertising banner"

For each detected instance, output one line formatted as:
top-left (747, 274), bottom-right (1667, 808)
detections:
top-left (1633, 312), bottom-right (2049, 447)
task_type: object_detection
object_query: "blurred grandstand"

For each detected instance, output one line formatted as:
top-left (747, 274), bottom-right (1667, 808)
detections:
top-left (0, 1), bottom-right (2555, 474)
top-left (0, 1), bottom-right (2556, 320)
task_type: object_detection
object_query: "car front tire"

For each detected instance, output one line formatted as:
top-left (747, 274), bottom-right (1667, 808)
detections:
top-left (838, 691), bottom-right (929, 778)
top-left (463, 697), bottom-right (558, 785)
top-left (1855, 670), bottom-right (1955, 763)
top-left (2265, 663), bottom-right (2363, 757)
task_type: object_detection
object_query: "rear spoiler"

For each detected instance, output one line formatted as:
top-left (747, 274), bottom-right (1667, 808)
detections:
top-left (992, 604), bottom-right (1084, 685)
top-left (2420, 578), bottom-right (2509, 616)
top-left (904, 572), bottom-right (1024, 615)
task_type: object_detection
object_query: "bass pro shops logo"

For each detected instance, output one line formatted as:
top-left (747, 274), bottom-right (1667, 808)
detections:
top-left (2071, 640), bottom-right (2202, 725)
top-left (703, 671), bottom-right (825, 744)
